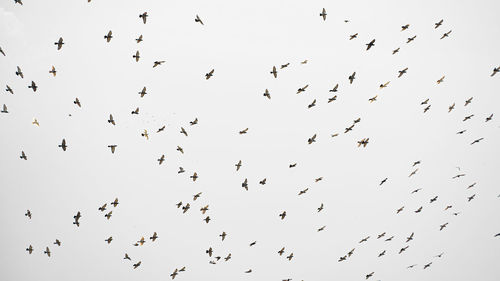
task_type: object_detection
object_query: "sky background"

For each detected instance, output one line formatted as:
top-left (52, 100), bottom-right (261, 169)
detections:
top-left (1, 0), bottom-right (499, 280)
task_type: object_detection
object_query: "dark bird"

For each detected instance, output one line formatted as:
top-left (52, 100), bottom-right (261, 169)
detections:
top-left (468, 194), bottom-right (476, 202)
top-left (25, 210), bottom-right (32, 219)
top-left (150, 232), bottom-right (158, 241)
top-left (111, 198), bottom-right (119, 207)
top-left (195, 14), bottom-right (204, 25)
top-left (49, 66), bottom-right (57, 76)
top-left (133, 261), bottom-right (142, 269)
top-left (54, 37), bottom-right (64, 50)
top-left (131, 107), bottom-right (139, 114)
top-left (259, 178), bottom-right (267, 185)
top-left (242, 178), bottom-right (248, 190)
top-left (329, 84), bottom-right (339, 92)
top-left (153, 61), bottom-right (165, 68)
top-left (0, 46), bottom-right (5, 56)
top-left (279, 211), bottom-right (287, 220)
top-left (348, 72), bottom-right (356, 84)
top-left (359, 236), bottom-right (370, 243)
top-left (235, 160), bottom-right (242, 171)
top-left (485, 114), bottom-right (493, 122)
top-left (239, 128), bottom-right (248, 134)
top-left (465, 97), bottom-right (473, 106)
top-left (407, 35), bottom-right (416, 43)
top-left (44, 247), bottom-right (51, 257)
top-left (190, 118), bottom-right (198, 125)
top-left (20, 151), bottom-right (27, 160)
top-left (1, 104), bottom-right (8, 113)
top-left (138, 87), bottom-right (147, 97)
top-left (366, 39), bottom-right (375, 50)
top-left (124, 253), bottom-right (131, 260)
top-left (205, 69), bottom-right (214, 79)
top-left (133, 51), bottom-right (140, 62)
top-left (435, 19), bottom-right (443, 29)
top-left (308, 134), bottom-right (317, 144)
top-left (139, 12), bottom-right (148, 24)
top-left (440, 30), bottom-right (452, 39)
top-left (491, 67), bottom-right (499, 77)
top-left (28, 80), bottom-right (37, 92)
top-left (54, 239), bottom-right (61, 246)
top-left (281, 63), bottom-right (290, 69)
top-left (59, 139), bottom-right (67, 151)
top-left (320, 8), bottom-right (327, 21)
top-left (415, 206), bottom-right (423, 213)
top-left (366, 272), bottom-right (374, 279)
top-left (104, 30), bottom-right (113, 42)
top-left (392, 47), bottom-right (400, 55)
top-left (15, 66), bottom-right (24, 78)
top-left (424, 262), bottom-right (432, 269)
top-left (26, 245), bottom-right (33, 254)
top-left (401, 24), bottom-right (410, 31)
top-left (108, 114), bottom-right (115, 125)
top-left (6, 85), bottom-right (14, 94)
top-left (379, 178), bottom-right (388, 185)
top-left (463, 114), bottom-right (474, 121)
top-left (263, 89), bottom-right (271, 99)
top-left (439, 223), bottom-right (448, 231)
top-left (297, 84), bottom-right (309, 94)
top-left (349, 33), bottom-right (358, 40)
top-left (406, 232), bottom-right (414, 242)
top-left (399, 245), bottom-right (409, 254)
top-left (136, 35), bottom-right (143, 43)
top-left (398, 67), bottom-right (408, 78)
top-left (158, 155), bottom-right (165, 165)
top-left (270, 66), bottom-right (278, 78)
top-left (74, 98), bottom-right (81, 107)
top-left (430, 196), bottom-right (438, 203)
top-left (470, 138), bottom-right (484, 145)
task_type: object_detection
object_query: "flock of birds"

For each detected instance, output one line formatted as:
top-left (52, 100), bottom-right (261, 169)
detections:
top-left (3, 2), bottom-right (500, 281)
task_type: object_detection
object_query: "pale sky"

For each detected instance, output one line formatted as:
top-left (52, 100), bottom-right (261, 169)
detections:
top-left (1, 0), bottom-right (499, 280)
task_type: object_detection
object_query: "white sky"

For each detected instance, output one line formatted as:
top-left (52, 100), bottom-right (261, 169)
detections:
top-left (1, 0), bottom-right (499, 280)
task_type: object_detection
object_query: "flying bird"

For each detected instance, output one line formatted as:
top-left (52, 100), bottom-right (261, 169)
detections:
top-left (54, 37), bottom-right (64, 50)
top-left (104, 30), bottom-right (112, 42)
top-left (195, 15), bottom-right (204, 25)
top-left (320, 8), bottom-right (327, 21)
top-left (139, 12), bottom-right (148, 24)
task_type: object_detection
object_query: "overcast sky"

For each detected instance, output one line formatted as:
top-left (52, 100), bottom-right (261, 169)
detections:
top-left (1, 0), bottom-right (499, 280)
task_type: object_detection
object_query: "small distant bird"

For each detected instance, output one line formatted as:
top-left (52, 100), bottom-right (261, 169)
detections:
top-left (54, 239), bottom-right (61, 246)
top-left (6, 85), bottom-right (14, 94)
top-left (242, 178), bottom-right (248, 190)
top-left (301, 59), bottom-right (308, 64)
top-left (448, 103), bottom-right (455, 112)
top-left (298, 188), bottom-right (309, 195)
top-left (133, 51), bottom-right (140, 62)
top-left (423, 105), bottom-right (431, 113)
top-left (108, 114), bottom-right (115, 125)
top-left (397, 206), bottom-right (404, 214)
top-left (398, 68), bottom-right (408, 78)
top-left (239, 128), bottom-right (248, 134)
top-left (98, 203), bottom-right (107, 212)
top-left (320, 8), bottom-right (327, 21)
top-left (380, 81), bottom-right (390, 89)
top-left (139, 12), bottom-right (148, 24)
top-left (439, 223), bottom-right (448, 231)
top-left (180, 127), bottom-right (188, 136)
top-left (392, 47), bottom-right (400, 55)
top-left (349, 72), bottom-right (356, 84)
top-left (1, 104), bottom-right (8, 113)
top-left (368, 95), bottom-right (377, 103)
top-left (104, 211), bottom-right (112, 220)
top-left (178, 167), bottom-right (185, 174)
top-left (270, 66), bottom-right (278, 78)
top-left (133, 261), bottom-right (142, 269)
top-left (157, 125), bottom-right (165, 133)
top-left (205, 69), bottom-right (214, 79)
top-left (150, 232), bottom-right (158, 241)
top-left (26, 245), bottom-right (33, 254)
top-left (359, 236), bottom-right (370, 243)
top-left (406, 232), bottom-right (414, 242)
top-left (139, 87), bottom-right (147, 97)
top-left (407, 35), bottom-right (416, 43)
top-left (44, 247), bottom-right (51, 257)
top-left (104, 30), bottom-right (112, 42)
top-left (190, 172), bottom-right (198, 181)
top-left (74, 98), bottom-right (81, 107)
top-left (59, 139), bottom-right (67, 151)
top-left (153, 61), bottom-right (165, 68)
top-left (328, 95), bottom-right (337, 103)
top-left (136, 35), bottom-right (143, 43)
top-left (111, 198), bottom-right (119, 207)
top-left (411, 188), bottom-right (422, 194)
top-left (25, 210), bottom-right (32, 219)
top-left (435, 252), bottom-right (444, 258)
top-left (20, 151), bottom-right (27, 160)
top-left (278, 247), bottom-right (285, 255)
top-left (317, 225), bottom-right (326, 232)
top-left (435, 19), bottom-right (443, 29)
top-left (279, 211), bottom-right (287, 220)
top-left (485, 114), bottom-right (493, 122)
top-left (440, 30), bottom-right (452, 39)
top-left (158, 155), bottom-right (165, 165)
top-left (263, 89), bottom-right (271, 99)
top-left (193, 192), bottom-right (202, 201)
top-left (380, 178), bottom-right (388, 185)
top-left (349, 33), bottom-right (358, 40)
top-left (366, 39), bottom-right (375, 50)
top-left (424, 262), bottom-right (432, 269)
top-left (366, 272), bottom-right (374, 279)
top-left (0, 46), bottom-right (5, 55)
top-left (329, 84), bottom-right (339, 92)
top-left (399, 246), bottom-right (409, 254)
top-left (259, 178), bottom-right (267, 185)
top-left (28, 81), bottom-right (37, 92)
top-left (409, 168), bottom-right (418, 177)
top-left (289, 163), bottom-right (297, 168)
top-left (437, 76), bottom-right (445, 84)
top-left (220, 232), bottom-right (227, 241)
top-left (195, 14), bottom-right (204, 25)
top-left (15, 66), bottom-right (24, 78)
top-left (491, 67), bottom-right (499, 77)
top-left (377, 232), bottom-right (386, 239)
top-left (281, 63), bottom-right (290, 69)
top-left (176, 146), bottom-right (184, 154)
top-left (468, 194), bottom-right (476, 202)
top-left (54, 37), bottom-right (64, 50)
top-left (430, 196), bottom-right (438, 203)
top-left (131, 107), bottom-right (139, 114)
top-left (457, 130), bottom-right (467, 134)
top-left (49, 66), bottom-right (57, 76)
top-left (235, 160), bottom-right (242, 171)
top-left (124, 253), bottom-right (131, 260)
top-left (357, 138), bottom-right (369, 147)
top-left (308, 99), bottom-right (316, 108)
top-left (190, 118), bottom-right (198, 125)
top-left (244, 269), bottom-right (252, 273)
top-left (407, 264), bottom-right (418, 269)
top-left (286, 253), bottom-right (294, 260)
top-left (378, 250), bottom-right (386, 257)
top-left (470, 138), bottom-right (484, 145)
top-left (401, 24), bottom-right (410, 31)
top-left (415, 206), bottom-right (423, 213)
top-left (465, 97), bottom-right (473, 106)
top-left (141, 129), bottom-right (149, 140)
top-left (297, 84), bottom-right (309, 94)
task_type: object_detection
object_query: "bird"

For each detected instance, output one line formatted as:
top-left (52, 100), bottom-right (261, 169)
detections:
top-left (190, 172), bottom-right (198, 181)
top-left (259, 178), bottom-right (267, 185)
top-left (409, 168), bottom-right (419, 177)
top-left (220, 232), bottom-right (227, 241)
top-left (407, 264), bottom-right (418, 269)
top-left (398, 67), bottom-right (408, 78)
top-left (242, 178), bottom-right (248, 190)
top-left (392, 47), bottom-right (400, 55)
top-left (180, 127), bottom-right (188, 136)
top-left (278, 247), bottom-right (285, 255)
top-left (471, 138), bottom-right (484, 145)
top-left (28, 80), bottom-right (37, 92)
top-left (104, 30), bottom-right (112, 42)
top-left (366, 272), bottom-right (374, 279)
top-left (15, 66), bottom-right (24, 78)
top-left (131, 107), bottom-right (139, 114)
top-left (1, 104), bottom-right (8, 113)
top-left (133, 261), bottom-right (142, 269)
top-left (190, 118), bottom-right (198, 125)
top-left (53, 239), bottom-right (61, 246)
top-left (44, 247), bottom-right (51, 257)
top-left (104, 211), bottom-right (112, 220)
top-left (349, 33), bottom-right (358, 40)
top-left (138, 87), bottom-right (147, 97)
top-left (25, 210), bottom-right (32, 219)
top-left (407, 35), bottom-right (416, 43)
top-left (124, 253), bottom-right (131, 260)
top-left (111, 198), bottom-right (119, 207)
top-left (329, 84), bottom-right (339, 92)
top-left (307, 134), bottom-right (316, 144)
top-left (491, 67), bottom-right (499, 77)
top-left (193, 192), bottom-right (202, 201)
top-left (54, 37), bottom-right (64, 50)
top-left (465, 97), bottom-right (473, 106)
top-left (317, 225), bottom-right (326, 232)
top-left (357, 138), bottom-right (369, 147)
top-left (0, 46), bottom-right (4, 55)
top-left (297, 84), bottom-right (309, 94)
top-left (279, 211), bottom-right (287, 220)
top-left (244, 269), bottom-right (252, 273)
top-left (239, 128), bottom-right (248, 134)
top-left (139, 12), bottom-right (148, 24)
top-left (463, 114), bottom-right (474, 121)
top-left (133, 51), bottom-right (140, 62)
top-left (135, 35), bottom-right (143, 43)
top-left (6, 85), bottom-right (14, 94)
top-left (281, 63), bottom-right (290, 69)
top-left (328, 95), bottom-right (337, 103)
top-left (378, 250), bottom-right (386, 257)
top-left (440, 223), bottom-right (448, 231)
top-left (366, 39), bottom-right (375, 50)
top-left (437, 76), bottom-right (445, 84)
top-left (205, 69), bottom-right (214, 79)
top-left (176, 146), bottom-right (184, 154)
top-left (141, 129), bottom-right (149, 140)
top-left (430, 196), bottom-right (438, 203)
top-left (401, 24), bottom-right (410, 31)
top-left (235, 160), bottom-right (242, 171)
top-left (396, 206), bottom-right (404, 214)
top-left (289, 163), bottom-right (297, 168)
top-left (415, 206), bottom-right (423, 213)
top-left (435, 252), bottom-right (445, 258)
top-left (399, 246), bottom-right (409, 254)
top-left (73, 211), bottom-right (81, 226)
top-left (20, 151), bottom-right (27, 160)
top-left (150, 232), bottom-right (158, 241)
top-left (98, 203), bottom-right (107, 212)
top-left (359, 236), bottom-right (370, 243)
top-left (435, 19), bottom-right (443, 28)
top-left (59, 139), bottom-right (67, 151)
top-left (468, 194), bottom-right (476, 202)
top-left (348, 72), bottom-right (356, 84)
top-left (380, 178), bottom-right (388, 185)
top-left (286, 253), bottom-right (294, 260)
top-left (485, 114), bottom-right (494, 122)
top-left (107, 114), bottom-right (115, 125)
top-left (440, 30), bottom-right (452, 39)
top-left (368, 95), bottom-right (377, 103)
top-left (320, 8), bottom-right (327, 21)
top-left (26, 245), bottom-right (33, 254)
top-left (153, 61), bottom-right (165, 68)
top-left (157, 125), bottom-right (165, 133)
top-left (182, 203), bottom-right (190, 213)
top-left (194, 14), bottom-right (204, 25)
top-left (270, 66), bottom-right (278, 78)
top-left (206, 247), bottom-right (213, 257)
top-left (347, 248), bottom-right (355, 257)
top-left (178, 167), bottom-right (185, 174)
top-left (424, 262), bottom-right (432, 269)
top-left (74, 98), bottom-right (81, 107)
top-left (379, 81), bottom-right (390, 89)
top-left (423, 105), bottom-right (431, 113)
top-left (406, 232), bottom-right (414, 242)
top-left (263, 89), bottom-right (271, 99)
top-left (158, 155), bottom-right (165, 165)
top-left (298, 188), bottom-right (309, 195)
top-left (49, 66), bottom-right (57, 76)
top-left (301, 59), bottom-right (308, 64)
top-left (448, 103), bottom-right (455, 112)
